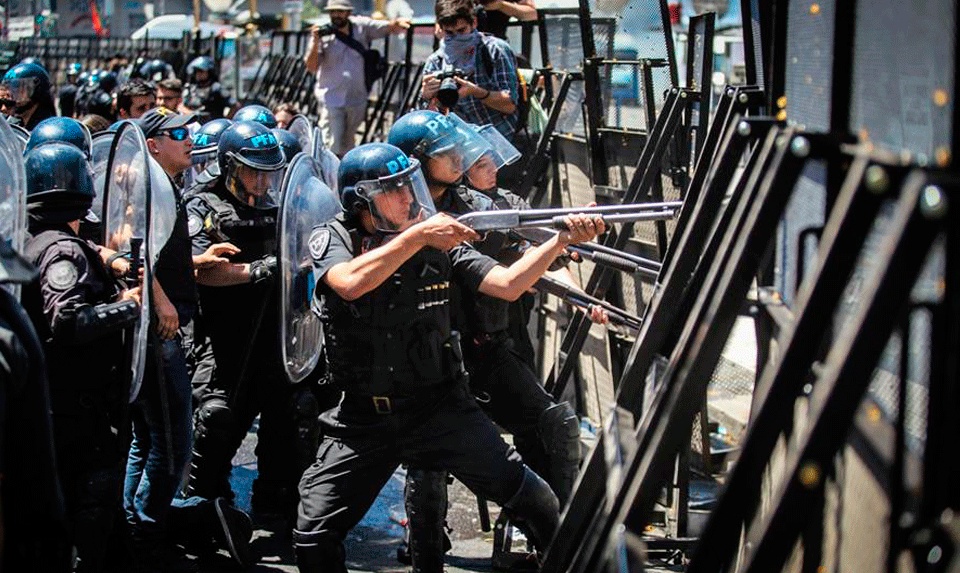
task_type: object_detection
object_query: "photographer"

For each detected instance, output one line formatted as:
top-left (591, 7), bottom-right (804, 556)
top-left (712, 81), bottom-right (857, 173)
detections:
top-left (421, 0), bottom-right (520, 143)
top-left (304, 0), bottom-right (409, 157)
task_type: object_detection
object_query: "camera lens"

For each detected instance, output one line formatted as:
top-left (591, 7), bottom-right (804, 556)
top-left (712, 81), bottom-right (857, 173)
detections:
top-left (437, 76), bottom-right (460, 109)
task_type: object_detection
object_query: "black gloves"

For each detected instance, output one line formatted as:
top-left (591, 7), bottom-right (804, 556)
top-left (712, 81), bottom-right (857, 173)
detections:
top-left (249, 255), bottom-right (278, 284)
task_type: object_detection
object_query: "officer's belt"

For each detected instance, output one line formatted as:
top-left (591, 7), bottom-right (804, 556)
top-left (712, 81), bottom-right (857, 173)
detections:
top-left (341, 385), bottom-right (450, 415)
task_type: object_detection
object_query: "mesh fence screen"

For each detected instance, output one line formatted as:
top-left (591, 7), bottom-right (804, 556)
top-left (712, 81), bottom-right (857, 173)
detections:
top-left (849, 0), bottom-right (956, 161)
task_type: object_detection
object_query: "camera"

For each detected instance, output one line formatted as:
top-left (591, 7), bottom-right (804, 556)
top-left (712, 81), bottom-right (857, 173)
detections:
top-left (435, 63), bottom-right (469, 109)
top-left (315, 24), bottom-right (336, 37)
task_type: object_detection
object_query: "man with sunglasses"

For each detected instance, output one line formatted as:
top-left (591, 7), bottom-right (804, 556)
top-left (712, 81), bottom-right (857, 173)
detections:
top-left (122, 108), bottom-right (251, 571)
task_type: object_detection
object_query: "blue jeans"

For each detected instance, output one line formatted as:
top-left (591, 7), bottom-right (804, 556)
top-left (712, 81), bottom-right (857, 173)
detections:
top-left (124, 334), bottom-right (194, 546)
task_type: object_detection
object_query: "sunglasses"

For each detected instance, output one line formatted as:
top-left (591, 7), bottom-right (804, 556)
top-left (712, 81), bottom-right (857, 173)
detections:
top-left (159, 127), bottom-right (190, 141)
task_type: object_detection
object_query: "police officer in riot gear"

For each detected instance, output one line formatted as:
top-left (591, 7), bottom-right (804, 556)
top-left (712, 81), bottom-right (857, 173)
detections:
top-left (0, 62), bottom-right (56, 130)
top-left (388, 110), bottom-right (588, 571)
top-left (294, 141), bottom-right (604, 572)
top-left (21, 142), bottom-right (142, 573)
top-left (183, 56), bottom-right (234, 121)
top-left (24, 116), bottom-right (93, 158)
top-left (185, 120), bottom-right (321, 525)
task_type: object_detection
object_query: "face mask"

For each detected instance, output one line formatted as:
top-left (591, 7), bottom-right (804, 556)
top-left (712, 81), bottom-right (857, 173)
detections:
top-left (442, 30), bottom-right (480, 75)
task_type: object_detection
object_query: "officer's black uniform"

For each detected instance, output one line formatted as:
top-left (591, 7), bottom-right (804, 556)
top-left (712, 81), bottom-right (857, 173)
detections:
top-left (0, 242), bottom-right (71, 572)
top-left (185, 176), bottom-right (319, 515)
top-left (21, 142), bottom-right (140, 573)
top-left (400, 186), bottom-right (580, 571)
top-left (294, 207), bottom-right (559, 571)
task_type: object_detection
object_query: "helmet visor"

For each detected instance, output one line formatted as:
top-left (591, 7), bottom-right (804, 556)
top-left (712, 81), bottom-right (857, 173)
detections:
top-left (226, 163), bottom-right (282, 209)
top-left (440, 113), bottom-right (492, 172)
top-left (477, 124), bottom-right (520, 167)
top-left (355, 158), bottom-right (435, 233)
top-left (2, 77), bottom-right (37, 105)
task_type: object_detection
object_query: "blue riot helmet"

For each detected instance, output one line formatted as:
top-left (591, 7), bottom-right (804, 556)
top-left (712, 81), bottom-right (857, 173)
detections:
top-left (25, 117), bottom-right (93, 159)
top-left (187, 118), bottom-right (231, 188)
top-left (233, 104), bottom-right (277, 129)
top-left (186, 56), bottom-right (216, 86)
top-left (387, 110), bottom-right (486, 185)
top-left (217, 120), bottom-right (286, 209)
top-left (338, 142), bottom-right (434, 233)
top-left (18, 57), bottom-right (44, 70)
top-left (2, 62), bottom-right (52, 112)
top-left (76, 70), bottom-right (91, 87)
top-left (272, 128), bottom-right (302, 164)
top-left (67, 62), bottom-right (82, 82)
top-left (25, 142), bottom-right (95, 224)
top-left (139, 59), bottom-right (175, 82)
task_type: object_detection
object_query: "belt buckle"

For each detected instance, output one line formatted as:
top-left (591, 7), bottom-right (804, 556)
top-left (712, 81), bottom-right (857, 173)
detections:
top-left (372, 396), bottom-right (392, 414)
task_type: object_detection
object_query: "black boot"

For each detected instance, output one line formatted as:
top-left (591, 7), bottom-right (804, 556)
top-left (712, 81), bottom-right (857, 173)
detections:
top-left (402, 468), bottom-right (449, 573)
top-left (211, 497), bottom-right (253, 568)
top-left (502, 467), bottom-right (560, 552)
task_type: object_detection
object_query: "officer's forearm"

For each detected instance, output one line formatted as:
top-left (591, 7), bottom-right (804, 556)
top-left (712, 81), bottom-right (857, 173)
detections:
top-left (53, 300), bottom-right (140, 345)
top-left (478, 235), bottom-right (564, 301)
top-left (196, 262), bottom-right (250, 286)
top-left (323, 229), bottom-right (424, 301)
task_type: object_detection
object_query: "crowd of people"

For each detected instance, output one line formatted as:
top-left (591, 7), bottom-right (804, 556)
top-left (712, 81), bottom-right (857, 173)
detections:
top-left (0, 0), bottom-right (617, 572)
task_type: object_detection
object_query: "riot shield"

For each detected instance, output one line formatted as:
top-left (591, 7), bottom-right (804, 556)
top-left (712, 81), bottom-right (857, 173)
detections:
top-left (9, 123), bottom-right (29, 152)
top-left (0, 115), bottom-right (31, 292)
top-left (89, 131), bottom-right (114, 224)
top-left (277, 152), bottom-right (342, 384)
top-left (287, 115), bottom-right (314, 156)
top-left (310, 126), bottom-right (340, 192)
top-left (101, 121), bottom-right (177, 401)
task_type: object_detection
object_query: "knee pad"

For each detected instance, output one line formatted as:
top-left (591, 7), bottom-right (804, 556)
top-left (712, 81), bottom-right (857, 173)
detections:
top-left (194, 395), bottom-right (234, 441)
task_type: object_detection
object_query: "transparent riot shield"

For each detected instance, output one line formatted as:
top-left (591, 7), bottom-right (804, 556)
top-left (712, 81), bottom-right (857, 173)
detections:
top-left (0, 115), bottom-right (30, 294)
top-left (90, 131), bottom-right (114, 225)
top-left (101, 121), bottom-right (177, 401)
top-left (310, 126), bottom-right (341, 192)
top-left (287, 115), bottom-right (314, 156)
top-left (277, 152), bottom-right (342, 384)
top-left (9, 123), bottom-right (29, 152)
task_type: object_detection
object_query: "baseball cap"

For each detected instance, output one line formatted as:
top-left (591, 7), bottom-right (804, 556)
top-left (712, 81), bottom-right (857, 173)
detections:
top-left (138, 107), bottom-right (196, 139)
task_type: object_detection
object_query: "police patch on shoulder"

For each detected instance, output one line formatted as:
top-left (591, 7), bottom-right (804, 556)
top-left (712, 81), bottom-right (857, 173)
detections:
top-left (46, 260), bottom-right (79, 291)
top-left (308, 229), bottom-right (330, 261)
top-left (187, 214), bottom-right (203, 236)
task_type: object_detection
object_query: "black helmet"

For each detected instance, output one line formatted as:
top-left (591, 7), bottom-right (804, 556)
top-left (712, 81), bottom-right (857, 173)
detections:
top-left (272, 128), bottom-right (302, 163)
top-left (233, 104), bottom-right (277, 129)
top-left (187, 56), bottom-right (216, 85)
top-left (96, 71), bottom-right (119, 94)
top-left (139, 59), bottom-right (174, 82)
top-left (217, 120), bottom-right (285, 209)
top-left (2, 62), bottom-right (52, 110)
top-left (25, 142), bottom-right (95, 224)
top-left (25, 117), bottom-right (93, 159)
top-left (338, 142), bottom-right (434, 232)
top-left (387, 110), bottom-right (486, 184)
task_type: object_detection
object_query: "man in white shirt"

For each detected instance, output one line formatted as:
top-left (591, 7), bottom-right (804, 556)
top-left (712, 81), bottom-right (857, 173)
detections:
top-left (304, 0), bottom-right (409, 157)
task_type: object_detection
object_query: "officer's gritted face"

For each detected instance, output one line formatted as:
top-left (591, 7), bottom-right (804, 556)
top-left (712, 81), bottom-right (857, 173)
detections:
top-left (466, 152), bottom-right (497, 190)
top-left (427, 150), bottom-right (463, 185)
top-left (371, 186), bottom-right (416, 230)
top-left (275, 110), bottom-right (294, 130)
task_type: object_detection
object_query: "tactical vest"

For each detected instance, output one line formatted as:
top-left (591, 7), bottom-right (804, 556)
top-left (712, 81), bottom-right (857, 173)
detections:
top-left (440, 186), bottom-right (512, 335)
top-left (320, 220), bottom-right (457, 395)
top-left (22, 228), bottom-right (125, 409)
top-left (191, 184), bottom-right (281, 370)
